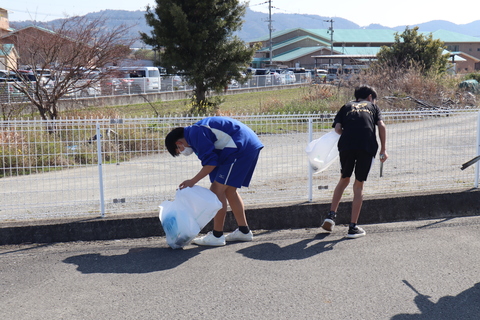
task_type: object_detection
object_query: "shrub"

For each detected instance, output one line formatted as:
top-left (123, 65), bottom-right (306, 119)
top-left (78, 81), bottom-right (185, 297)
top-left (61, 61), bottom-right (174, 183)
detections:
top-left (465, 73), bottom-right (480, 82)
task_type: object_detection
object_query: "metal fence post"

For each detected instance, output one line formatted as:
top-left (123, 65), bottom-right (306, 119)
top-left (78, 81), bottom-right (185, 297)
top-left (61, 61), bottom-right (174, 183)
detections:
top-left (96, 123), bottom-right (106, 217)
top-left (308, 118), bottom-right (313, 202)
top-left (475, 111), bottom-right (480, 188)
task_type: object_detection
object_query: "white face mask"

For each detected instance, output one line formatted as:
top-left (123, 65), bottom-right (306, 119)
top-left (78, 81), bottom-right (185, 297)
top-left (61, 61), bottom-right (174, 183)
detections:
top-left (180, 146), bottom-right (194, 156)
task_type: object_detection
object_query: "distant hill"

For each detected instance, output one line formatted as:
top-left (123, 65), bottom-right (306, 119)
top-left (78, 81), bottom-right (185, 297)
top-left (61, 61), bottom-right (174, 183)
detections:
top-left (10, 8), bottom-right (480, 47)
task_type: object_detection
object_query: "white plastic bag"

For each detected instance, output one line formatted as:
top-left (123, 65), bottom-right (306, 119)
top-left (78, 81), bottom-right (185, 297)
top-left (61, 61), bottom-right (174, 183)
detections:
top-left (305, 130), bottom-right (341, 173)
top-left (159, 186), bottom-right (222, 249)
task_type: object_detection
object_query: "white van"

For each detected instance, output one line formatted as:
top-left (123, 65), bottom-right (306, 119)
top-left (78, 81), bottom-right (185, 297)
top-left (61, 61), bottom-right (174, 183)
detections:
top-left (117, 66), bottom-right (161, 93)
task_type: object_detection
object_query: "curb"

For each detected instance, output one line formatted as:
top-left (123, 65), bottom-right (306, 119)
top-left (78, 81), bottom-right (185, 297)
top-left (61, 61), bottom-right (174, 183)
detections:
top-left (1, 189), bottom-right (479, 245)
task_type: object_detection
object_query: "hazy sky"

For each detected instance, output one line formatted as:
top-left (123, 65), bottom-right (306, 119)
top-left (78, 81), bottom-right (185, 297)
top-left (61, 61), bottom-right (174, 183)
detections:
top-left (4, 0), bottom-right (480, 28)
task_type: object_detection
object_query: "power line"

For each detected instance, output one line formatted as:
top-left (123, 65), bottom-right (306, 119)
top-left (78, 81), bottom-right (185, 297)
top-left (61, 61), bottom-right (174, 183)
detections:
top-left (3, 6), bottom-right (67, 20)
top-left (248, 3), bottom-right (331, 27)
top-left (248, 1), bottom-right (270, 8)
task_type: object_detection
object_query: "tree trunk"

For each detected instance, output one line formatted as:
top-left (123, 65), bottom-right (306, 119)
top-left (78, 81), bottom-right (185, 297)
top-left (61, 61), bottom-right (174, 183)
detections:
top-left (194, 85), bottom-right (206, 105)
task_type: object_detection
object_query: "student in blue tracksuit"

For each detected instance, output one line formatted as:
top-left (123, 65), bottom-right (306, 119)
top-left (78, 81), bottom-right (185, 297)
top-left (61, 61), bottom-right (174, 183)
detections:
top-left (165, 116), bottom-right (264, 246)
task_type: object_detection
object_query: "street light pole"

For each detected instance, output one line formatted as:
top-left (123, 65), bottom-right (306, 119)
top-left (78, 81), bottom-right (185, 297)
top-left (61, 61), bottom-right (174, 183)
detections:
top-left (325, 19), bottom-right (334, 66)
top-left (268, 0), bottom-right (273, 66)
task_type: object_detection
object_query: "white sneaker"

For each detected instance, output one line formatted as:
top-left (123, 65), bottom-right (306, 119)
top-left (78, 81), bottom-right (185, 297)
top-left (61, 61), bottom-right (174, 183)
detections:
top-left (225, 228), bottom-right (253, 242)
top-left (192, 232), bottom-right (226, 246)
top-left (346, 226), bottom-right (366, 239)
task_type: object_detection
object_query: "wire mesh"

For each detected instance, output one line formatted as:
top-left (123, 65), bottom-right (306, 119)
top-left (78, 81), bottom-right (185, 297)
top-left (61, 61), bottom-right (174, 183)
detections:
top-left (1, 108), bottom-right (478, 221)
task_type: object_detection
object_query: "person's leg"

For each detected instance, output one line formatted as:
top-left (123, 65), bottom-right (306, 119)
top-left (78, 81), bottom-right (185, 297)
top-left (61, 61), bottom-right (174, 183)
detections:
top-left (351, 179), bottom-right (364, 224)
top-left (331, 150), bottom-right (355, 212)
top-left (192, 181), bottom-right (229, 246)
top-left (210, 181), bottom-right (229, 232)
top-left (322, 149), bottom-right (354, 232)
top-left (347, 153), bottom-right (370, 238)
top-left (201, 149), bottom-right (260, 243)
top-left (225, 186), bottom-right (247, 227)
top-left (322, 176), bottom-right (350, 231)
top-left (224, 186), bottom-right (254, 241)
top-left (330, 176), bottom-right (350, 212)
top-left (346, 178), bottom-right (366, 239)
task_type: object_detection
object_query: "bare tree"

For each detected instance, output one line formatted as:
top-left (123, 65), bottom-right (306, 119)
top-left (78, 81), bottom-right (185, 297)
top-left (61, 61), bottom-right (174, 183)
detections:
top-left (1, 15), bottom-right (135, 120)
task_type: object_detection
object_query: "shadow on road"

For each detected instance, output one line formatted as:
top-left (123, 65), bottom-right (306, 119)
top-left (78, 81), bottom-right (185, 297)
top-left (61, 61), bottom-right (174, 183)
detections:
top-left (63, 246), bottom-right (205, 274)
top-left (391, 280), bottom-right (480, 319)
top-left (415, 218), bottom-right (454, 229)
top-left (237, 233), bottom-right (346, 261)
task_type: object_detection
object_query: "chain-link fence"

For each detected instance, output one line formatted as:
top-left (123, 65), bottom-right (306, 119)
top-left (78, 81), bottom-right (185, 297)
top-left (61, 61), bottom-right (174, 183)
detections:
top-left (1, 108), bottom-right (479, 221)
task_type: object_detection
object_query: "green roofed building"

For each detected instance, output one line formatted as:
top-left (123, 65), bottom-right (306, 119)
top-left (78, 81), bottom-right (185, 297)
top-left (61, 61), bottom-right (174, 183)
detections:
top-left (248, 28), bottom-right (480, 73)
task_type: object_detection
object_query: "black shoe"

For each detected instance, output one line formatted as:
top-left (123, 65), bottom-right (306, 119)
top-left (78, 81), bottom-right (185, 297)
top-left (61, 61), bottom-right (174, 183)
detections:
top-left (321, 211), bottom-right (336, 232)
top-left (346, 226), bottom-right (366, 239)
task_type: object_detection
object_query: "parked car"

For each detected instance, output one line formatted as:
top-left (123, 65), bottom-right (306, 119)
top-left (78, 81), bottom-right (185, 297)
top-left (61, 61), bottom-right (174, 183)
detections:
top-left (227, 79), bottom-right (239, 89)
top-left (100, 78), bottom-right (126, 96)
top-left (283, 70), bottom-right (296, 84)
top-left (267, 69), bottom-right (295, 84)
top-left (116, 66), bottom-right (161, 93)
top-left (0, 82), bottom-right (23, 98)
top-left (0, 71), bottom-right (33, 99)
top-left (0, 70), bottom-right (25, 81)
top-left (0, 76), bottom-right (28, 102)
top-left (161, 74), bottom-right (184, 91)
top-left (247, 68), bottom-right (272, 86)
top-left (312, 69), bottom-right (327, 84)
top-left (16, 70), bottom-right (37, 82)
top-left (268, 70), bottom-right (282, 85)
top-left (67, 72), bottom-right (102, 97)
top-left (74, 79), bottom-right (101, 97)
top-left (288, 67), bottom-right (311, 83)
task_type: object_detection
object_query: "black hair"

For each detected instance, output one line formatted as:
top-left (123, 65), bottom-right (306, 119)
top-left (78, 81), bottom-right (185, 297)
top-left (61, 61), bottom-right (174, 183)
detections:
top-left (354, 85), bottom-right (377, 101)
top-left (165, 127), bottom-right (185, 157)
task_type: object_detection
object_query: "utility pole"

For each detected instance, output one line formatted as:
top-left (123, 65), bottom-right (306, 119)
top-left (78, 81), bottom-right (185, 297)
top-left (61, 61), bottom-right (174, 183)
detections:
top-left (325, 19), bottom-right (334, 66)
top-left (267, 0), bottom-right (273, 67)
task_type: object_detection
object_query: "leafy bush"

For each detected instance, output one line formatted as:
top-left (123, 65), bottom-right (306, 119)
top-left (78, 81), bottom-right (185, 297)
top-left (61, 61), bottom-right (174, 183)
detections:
top-left (465, 73), bottom-right (480, 82)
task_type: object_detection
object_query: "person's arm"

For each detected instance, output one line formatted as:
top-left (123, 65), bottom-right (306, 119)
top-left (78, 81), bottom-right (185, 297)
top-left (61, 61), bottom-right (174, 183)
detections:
top-left (179, 165), bottom-right (216, 189)
top-left (377, 120), bottom-right (388, 162)
top-left (334, 122), bottom-right (343, 135)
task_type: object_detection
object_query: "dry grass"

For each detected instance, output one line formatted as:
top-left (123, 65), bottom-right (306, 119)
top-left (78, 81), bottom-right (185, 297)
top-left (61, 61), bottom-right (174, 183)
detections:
top-left (347, 66), bottom-right (473, 110)
top-left (20, 67), bottom-right (480, 120)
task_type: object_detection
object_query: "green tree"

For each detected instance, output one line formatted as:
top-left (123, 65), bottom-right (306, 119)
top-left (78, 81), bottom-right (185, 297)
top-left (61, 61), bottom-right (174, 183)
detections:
top-left (141, 0), bottom-right (256, 113)
top-left (376, 27), bottom-right (450, 74)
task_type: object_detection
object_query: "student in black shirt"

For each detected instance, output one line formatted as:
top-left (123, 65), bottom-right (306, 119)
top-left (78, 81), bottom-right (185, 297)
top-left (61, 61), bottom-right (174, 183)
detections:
top-left (322, 85), bottom-right (388, 238)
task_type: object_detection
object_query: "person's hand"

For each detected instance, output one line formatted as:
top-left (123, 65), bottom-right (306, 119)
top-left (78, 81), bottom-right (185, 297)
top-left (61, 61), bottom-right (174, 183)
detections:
top-left (179, 179), bottom-right (196, 189)
top-left (379, 152), bottom-right (388, 163)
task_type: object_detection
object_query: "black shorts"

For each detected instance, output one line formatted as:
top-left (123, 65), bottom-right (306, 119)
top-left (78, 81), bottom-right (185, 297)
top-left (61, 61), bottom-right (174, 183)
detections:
top-left (339, 149), bottom-right (374, 182)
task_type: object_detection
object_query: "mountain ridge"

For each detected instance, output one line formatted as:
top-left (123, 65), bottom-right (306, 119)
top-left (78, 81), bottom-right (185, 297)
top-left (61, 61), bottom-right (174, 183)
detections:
top-left (9, 8), bottom-right (480, 45)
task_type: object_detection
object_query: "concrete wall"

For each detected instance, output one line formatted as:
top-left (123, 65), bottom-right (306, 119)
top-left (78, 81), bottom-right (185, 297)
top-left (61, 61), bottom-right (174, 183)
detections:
top-left (1, 188), bottom-right (478, 245)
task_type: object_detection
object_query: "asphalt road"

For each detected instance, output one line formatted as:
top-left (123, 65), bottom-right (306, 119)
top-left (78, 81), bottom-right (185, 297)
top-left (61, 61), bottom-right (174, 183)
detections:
top-left (1, 216), bottom-right (480, 320)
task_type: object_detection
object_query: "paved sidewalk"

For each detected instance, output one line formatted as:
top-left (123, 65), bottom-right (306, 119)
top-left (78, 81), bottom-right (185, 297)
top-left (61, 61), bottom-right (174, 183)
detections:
top-left (1, 216), bottom-right (480, 320)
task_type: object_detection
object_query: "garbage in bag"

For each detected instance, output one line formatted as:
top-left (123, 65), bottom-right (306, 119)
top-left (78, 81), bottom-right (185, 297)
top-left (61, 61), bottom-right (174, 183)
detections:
top-left (159, 186), bottom-right (222, 249)
top-left (159, 201), bottom-right (199, 249)
top-left (305, 130), bottom-right (341, 173)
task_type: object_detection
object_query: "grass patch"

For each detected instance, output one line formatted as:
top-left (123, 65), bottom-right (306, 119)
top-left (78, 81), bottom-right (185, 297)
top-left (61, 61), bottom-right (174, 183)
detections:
top-left (60, 86), bottom-right (349, 118)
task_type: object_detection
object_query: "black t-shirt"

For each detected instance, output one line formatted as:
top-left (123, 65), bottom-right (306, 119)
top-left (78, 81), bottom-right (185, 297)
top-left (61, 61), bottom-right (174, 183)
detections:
top-left (332, 100), bottom-right (382, 156)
